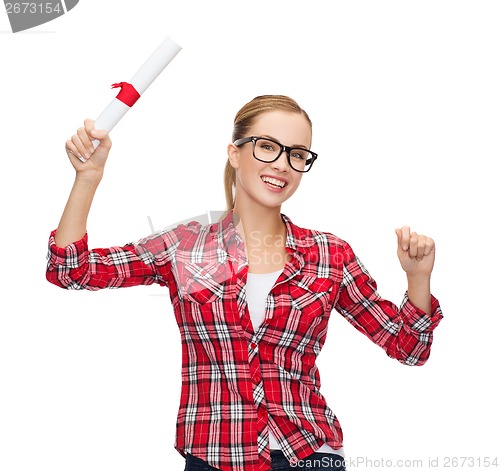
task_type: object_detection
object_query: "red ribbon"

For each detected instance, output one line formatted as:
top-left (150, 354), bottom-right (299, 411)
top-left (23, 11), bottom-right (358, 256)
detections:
top-left (111, 82), bottom-right (141, 107)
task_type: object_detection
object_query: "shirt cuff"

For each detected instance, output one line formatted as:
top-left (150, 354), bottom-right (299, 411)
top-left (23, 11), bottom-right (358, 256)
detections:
top-left (47, 229), bottom-right (89, 268)
top-left (399, 292), bottom-right (443, 333)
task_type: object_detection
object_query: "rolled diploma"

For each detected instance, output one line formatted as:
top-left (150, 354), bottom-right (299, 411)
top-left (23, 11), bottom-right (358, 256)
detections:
top-left (91, 36), bottom-right (181, 150)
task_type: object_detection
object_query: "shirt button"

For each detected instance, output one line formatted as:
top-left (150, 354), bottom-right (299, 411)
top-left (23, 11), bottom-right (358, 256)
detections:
top-left (264, 318), bottom-right (271, 324)
top-left (258, 408), bottom-right (267, 418)
top-left (250, 342), bottom-right (257, 350)
top-left (253, 374), bottom-right (261, 384)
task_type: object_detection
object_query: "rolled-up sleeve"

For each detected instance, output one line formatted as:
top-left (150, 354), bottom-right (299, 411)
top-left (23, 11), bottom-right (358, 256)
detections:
top-left (46, 225), bottom-right (184, 290)
top-left (335, 241), bottom-right (443, 366)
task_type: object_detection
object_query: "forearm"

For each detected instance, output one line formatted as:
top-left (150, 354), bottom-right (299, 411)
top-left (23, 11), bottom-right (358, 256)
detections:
top-left (406, 274), bottom-right (431, 315)
top-left (54, 175), bottom-right (101, 248)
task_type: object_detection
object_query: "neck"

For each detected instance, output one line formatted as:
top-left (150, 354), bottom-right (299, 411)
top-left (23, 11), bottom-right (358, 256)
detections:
top-left (232, 199), bottom-right (286, 249)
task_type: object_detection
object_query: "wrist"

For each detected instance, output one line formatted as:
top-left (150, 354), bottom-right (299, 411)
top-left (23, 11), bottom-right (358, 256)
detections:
top-left (407, 274), bottom-right (431, 299)
top-left (75, 171), bottom-right (103, 189)
top-left (406, 275), bottom-right (432, 316)
top-left (406, 272), bottom-right (431, 284)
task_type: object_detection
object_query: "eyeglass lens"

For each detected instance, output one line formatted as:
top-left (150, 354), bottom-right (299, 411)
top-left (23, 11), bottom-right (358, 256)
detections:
top-left (253, 138), bottom-right (314, 172)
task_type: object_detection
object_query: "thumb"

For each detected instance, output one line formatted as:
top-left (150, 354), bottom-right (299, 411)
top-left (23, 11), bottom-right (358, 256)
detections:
top-left (90, 128), bottom-right (111, 149)
top-left (90, 128), bottom-right (108, 140)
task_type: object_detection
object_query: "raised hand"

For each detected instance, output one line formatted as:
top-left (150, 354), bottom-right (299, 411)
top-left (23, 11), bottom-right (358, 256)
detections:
top-left (65, 119), bottom-right (112, 184)
top-left (395, 226), bottom-right (435, 278)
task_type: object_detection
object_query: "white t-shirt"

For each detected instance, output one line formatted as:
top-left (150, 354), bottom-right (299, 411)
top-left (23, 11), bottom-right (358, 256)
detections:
top-left (245, 270), bottom-right (345, 457)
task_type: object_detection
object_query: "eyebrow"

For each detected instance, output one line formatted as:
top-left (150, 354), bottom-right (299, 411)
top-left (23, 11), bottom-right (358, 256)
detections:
top-left (260, 134), bottom-right (309, 149)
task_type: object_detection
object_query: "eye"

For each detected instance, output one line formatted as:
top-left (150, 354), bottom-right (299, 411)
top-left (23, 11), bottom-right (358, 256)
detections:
top-left (291, 149), bottom-right (308, 160)
top-left (258, 139), bottom-right (279, 153)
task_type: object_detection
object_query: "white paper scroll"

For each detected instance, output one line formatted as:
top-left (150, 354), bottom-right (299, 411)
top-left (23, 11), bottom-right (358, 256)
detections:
top-left (89, 36), bottom-right (182, 155)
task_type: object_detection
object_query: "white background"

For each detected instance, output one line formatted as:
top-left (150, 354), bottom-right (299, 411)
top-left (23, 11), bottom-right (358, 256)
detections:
top-left (1, 1), bottom-right (499, 470)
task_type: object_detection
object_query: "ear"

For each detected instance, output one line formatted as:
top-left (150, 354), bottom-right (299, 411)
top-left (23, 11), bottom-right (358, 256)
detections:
top-left (227, 143), bottom-right (240, 169)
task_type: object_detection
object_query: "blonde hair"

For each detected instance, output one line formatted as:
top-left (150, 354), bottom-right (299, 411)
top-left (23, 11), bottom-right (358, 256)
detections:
top-left (222, 95), bottom-right (312, 218)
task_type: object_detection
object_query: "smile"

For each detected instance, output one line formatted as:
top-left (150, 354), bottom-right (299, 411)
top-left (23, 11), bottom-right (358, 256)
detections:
top-left (261, 176), bottom-right (287, 189)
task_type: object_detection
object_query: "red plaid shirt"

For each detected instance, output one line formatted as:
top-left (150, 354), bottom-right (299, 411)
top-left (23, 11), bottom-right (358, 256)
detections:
top-left (46, 209), bottom-right (443, 471)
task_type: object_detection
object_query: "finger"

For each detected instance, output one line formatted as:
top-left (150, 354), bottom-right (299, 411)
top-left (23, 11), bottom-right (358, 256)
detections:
top-left (424, 237), bottom-right (435, 256)
top-left (77, 126), bottom-right (93, 160)
top-left (400, 225), bottom-right (411, 251)
top-left (409, 231), bottom-right (419, 258)
top-left (84, 118), bottom-right (95, 133)
top-left (65, 140), bottom-right (86, 163)
top-left (70, 133), bottom-right (87, 162)
top-left (83, 119), bottom-right (98, 155)
top-left (65, 140), bottom-right (77, 155)
top-left (416, 235), bottom-right (427, 261)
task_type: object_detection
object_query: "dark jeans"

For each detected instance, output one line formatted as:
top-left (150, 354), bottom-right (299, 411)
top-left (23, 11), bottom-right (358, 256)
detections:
top-left (184, 450), bottom-right (346, 471)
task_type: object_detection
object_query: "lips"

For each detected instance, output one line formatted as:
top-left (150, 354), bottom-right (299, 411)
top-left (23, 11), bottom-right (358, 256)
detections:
top-left (260, 175), bottom-right (288, 189)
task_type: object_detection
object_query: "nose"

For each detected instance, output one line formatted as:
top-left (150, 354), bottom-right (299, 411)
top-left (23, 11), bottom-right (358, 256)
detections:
top-left (271, 148), bottom-right (291, 172)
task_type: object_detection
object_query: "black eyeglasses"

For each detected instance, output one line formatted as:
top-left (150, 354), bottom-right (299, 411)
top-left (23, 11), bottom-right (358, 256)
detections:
top-left (233, 136), bottom-right (318, 173)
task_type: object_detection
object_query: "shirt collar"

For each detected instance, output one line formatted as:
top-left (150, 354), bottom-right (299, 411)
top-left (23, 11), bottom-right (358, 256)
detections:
top-left (215, 208), bottom-right (316, 258)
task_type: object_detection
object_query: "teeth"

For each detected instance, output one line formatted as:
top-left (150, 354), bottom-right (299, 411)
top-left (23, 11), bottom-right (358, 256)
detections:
top-left (261, 176), bottom-right (285, 188)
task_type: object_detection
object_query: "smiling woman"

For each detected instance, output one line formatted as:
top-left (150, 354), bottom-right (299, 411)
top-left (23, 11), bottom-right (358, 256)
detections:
top-left (46, 94), bottom-right (443, 471)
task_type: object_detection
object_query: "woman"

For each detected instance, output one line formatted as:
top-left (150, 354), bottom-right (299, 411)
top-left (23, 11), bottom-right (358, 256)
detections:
top-left (47, 95), bottom-right (443, 471)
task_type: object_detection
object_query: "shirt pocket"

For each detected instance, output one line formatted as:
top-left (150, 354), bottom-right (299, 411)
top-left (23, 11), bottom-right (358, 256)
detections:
top-left (287, 275), bottom-right (334, 321)
top-left (179, 260), bottom-right (232, 304)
